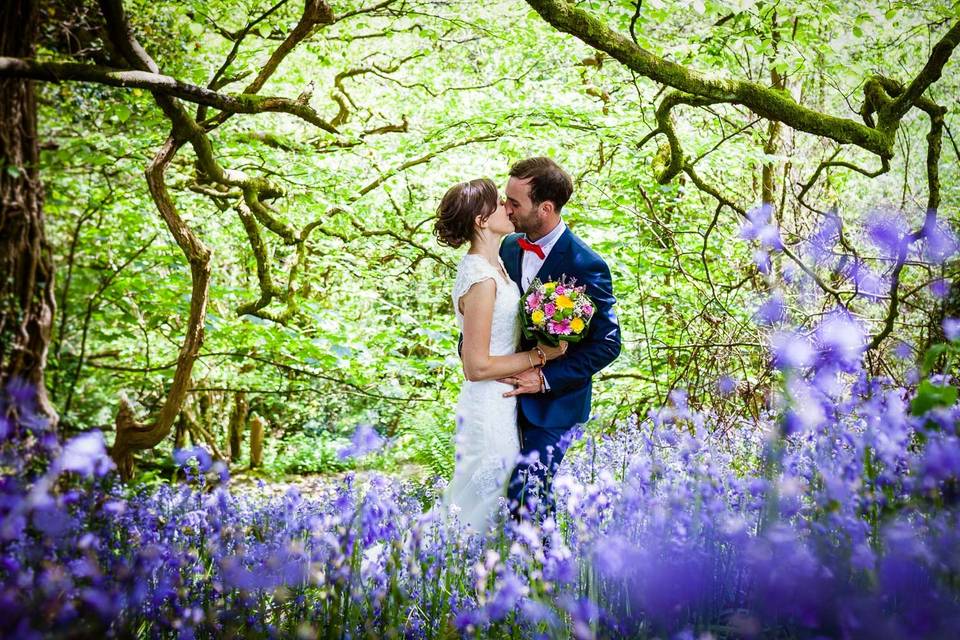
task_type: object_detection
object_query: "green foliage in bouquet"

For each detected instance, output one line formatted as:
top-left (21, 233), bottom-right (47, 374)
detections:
top-left (519, 277), bottom-right (596, 347)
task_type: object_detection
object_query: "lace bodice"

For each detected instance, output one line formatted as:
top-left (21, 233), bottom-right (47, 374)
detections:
top-left (452, 254), bottom-right (521, 357)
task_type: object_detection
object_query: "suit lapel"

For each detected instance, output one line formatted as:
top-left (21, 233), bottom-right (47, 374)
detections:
top-left (533, 228), bottom-right (572, 284)
top-left (502, 235), bottom-right (524, 295)
top-left (513, 236), bottom-right (525, 295)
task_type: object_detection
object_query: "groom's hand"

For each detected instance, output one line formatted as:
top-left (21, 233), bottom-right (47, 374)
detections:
top-left (500, 368), bottom-right (541, 397)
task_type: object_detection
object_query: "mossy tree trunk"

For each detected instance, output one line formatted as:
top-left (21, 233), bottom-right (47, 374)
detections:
top-left (228, 392), bottom-right (248, 462)
top-left (0, 0), bottom-right (57, 425)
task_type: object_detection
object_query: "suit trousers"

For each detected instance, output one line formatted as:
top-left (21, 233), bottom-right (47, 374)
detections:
top-left (506, 409), bottom-right (578, 521)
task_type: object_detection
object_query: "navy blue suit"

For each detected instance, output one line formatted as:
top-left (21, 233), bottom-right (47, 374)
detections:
top-left (499, 228), bottom-right (621, 518)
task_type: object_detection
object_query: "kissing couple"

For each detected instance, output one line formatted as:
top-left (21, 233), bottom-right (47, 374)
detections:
top-left (434, 157), bottom-right (621, 531)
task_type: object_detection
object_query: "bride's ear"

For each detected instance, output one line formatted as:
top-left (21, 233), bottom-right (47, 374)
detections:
top-left (474, 214), bottom-right (486, 231)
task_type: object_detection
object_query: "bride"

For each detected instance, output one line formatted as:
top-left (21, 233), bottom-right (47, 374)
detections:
top-left (433, 178), bottom-right (566, 531)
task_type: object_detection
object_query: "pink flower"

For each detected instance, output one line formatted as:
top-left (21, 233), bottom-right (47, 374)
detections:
top-left (548, 319), bottom-right (572, 335)
top-left (526, 292), bottom-right (543, 311)
top-left (581, 304), bottom-right (594, 318)
top-left (555, 285), bottom-right (565, 296)
top-left (543, 302), bottom-right (556, 318)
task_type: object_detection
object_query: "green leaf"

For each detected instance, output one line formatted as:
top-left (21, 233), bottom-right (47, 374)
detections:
top-left (910, 380), bottom-right (958, 417)
top-left (113, 104), bottom-right (132, 123)
top-left (922, 343), bottom-right (949, 375)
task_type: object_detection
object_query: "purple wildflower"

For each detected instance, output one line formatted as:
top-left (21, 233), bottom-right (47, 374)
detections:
top-left (928, 278), bottom-right (950, 299)
top-left (943, 318), bottom-right (960, 341)
top-left (338, 423), bottom-right (385, 459)
top-left (754, 294), bottom-right (787, 325)
top-left (814, 309), bottom-right (865, 371)
top-left (717, 375), bottom-right (738, 396)
top-left (741, 204), bottom-right (783, 251)
top-left (862, 208), bottom-right (909, 257)
top-left (60, 431), bottom-right (114, 477)
top-left (771, 330), bottom-right (814, 370)
top-left (173, 445), bottom-right (212, 472)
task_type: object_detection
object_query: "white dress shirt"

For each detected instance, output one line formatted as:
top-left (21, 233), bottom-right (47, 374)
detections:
top-left (520, 220), bottom-right (566, 392)
top-left (520, 220), bottom-right (567, 292)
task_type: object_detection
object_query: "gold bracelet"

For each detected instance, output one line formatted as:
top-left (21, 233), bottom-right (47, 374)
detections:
top-left (527, 351), bottom-right (535, 368)
top-left (534, 346), bottom-right (546, 367)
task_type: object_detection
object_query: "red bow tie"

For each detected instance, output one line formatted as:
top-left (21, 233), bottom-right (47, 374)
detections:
top-left (518, 237), bottom-right (545, 259)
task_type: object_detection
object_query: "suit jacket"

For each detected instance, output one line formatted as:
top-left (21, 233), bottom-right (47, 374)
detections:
top-left (500, 228), bottom-right (621, 428)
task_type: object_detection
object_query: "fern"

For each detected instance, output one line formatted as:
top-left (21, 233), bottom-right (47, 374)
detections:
top-left (397, 414), bottom-right (455, 479)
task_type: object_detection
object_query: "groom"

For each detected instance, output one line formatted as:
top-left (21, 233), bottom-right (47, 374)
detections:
top-left (498, 157), bottom-right (621, 520)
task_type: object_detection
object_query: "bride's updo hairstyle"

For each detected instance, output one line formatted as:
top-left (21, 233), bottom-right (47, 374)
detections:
top-left (434, 178), bottom-right (499, 248)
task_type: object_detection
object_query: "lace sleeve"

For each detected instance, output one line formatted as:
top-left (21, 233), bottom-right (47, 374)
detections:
top-left (452, 256), bottom-right (498, 316)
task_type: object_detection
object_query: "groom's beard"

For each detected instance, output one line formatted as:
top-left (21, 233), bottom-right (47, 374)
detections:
top-left (513, 206), bottom-right (540, 236)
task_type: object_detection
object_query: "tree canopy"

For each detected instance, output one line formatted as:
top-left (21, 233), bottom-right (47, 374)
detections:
top-left (0, 0), bottom-right (957, 477)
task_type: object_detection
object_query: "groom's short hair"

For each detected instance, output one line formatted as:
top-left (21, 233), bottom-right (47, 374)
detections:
top-left (509, 157), bottom-right (573, 212)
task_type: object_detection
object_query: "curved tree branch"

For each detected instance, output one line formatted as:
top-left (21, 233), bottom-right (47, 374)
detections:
top-left (0, 57), bottom-right (338, 134)
top-left (524, 0), bottom-right (895, 157)
top-left (111, 136), bottom-right (211, 479)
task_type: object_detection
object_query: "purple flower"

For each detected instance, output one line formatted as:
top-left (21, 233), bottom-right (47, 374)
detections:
top-left (845, 260), bottom-right (886, 302)
top-left (862, 208), bottom-right (909, 257)
top-left (559, 596), bottom-right (599, 640)
top-left (717, 375), bottom-right (738, 396)
top-left (741, 204), bottom-right (783, 251)
top-left (806, 210), bottom-right (841, 266)
top-left (921, 213), bottom-right (959, 264)
top-left (943, 318), bottom-right (960, 341)
top-left (486, 572), bottom-right (527, 620)
top-left (893, 340), bottom-right (914, 359)
top-left (173, 445), bottom-right (213, 472)
top-left (753, 249), bottom-right (772, 274)
top-left (338, 423), bottom-right (385, 459)
top-left (815, 310), bottom-right (865, 371)
top-left (771, 330), bottom-right (814, 370)
top-left (453, 608), bottom-right (487, 632)
top-left (929, 278), bottom-right (950, 299)
top-left (918, 437), bottom-right (960, 487)
top-left (754, 294), bottom-right (787, 325)
top-left (526, 292), bottom-right (543, 311)
top-left (60, 431), bottom-right (114, 477)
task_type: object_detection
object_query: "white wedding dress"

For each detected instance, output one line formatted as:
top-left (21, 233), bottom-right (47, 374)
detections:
top-left (441, 253), bottom-right (522, 531)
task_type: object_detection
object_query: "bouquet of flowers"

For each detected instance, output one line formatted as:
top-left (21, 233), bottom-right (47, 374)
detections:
top-left (520, 276), bottom-right (595, 347)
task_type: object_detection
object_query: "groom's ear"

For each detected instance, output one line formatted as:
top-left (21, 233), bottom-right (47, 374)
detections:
top-left (539, 200), bottom-right (555, 217)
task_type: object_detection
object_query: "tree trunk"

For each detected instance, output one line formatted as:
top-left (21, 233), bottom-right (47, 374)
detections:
top-left (110, 136), bottom-right (212, 479)
top-left (0, 0), bottom-right (57, 425)
top-left (228, 391), bottom-right (247, 461)
top-left (249, 413), bottom-right (264, 469)
top-left (174, 412), bottom-right (187, 449)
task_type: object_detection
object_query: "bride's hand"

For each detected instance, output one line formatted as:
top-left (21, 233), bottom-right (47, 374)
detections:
top-left (538, 341), bottom-right (568, 361)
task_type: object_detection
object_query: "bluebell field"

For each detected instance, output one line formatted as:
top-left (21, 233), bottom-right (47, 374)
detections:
top-left (3, 326), bottom-right (960, 639)
top-left (2, 207), bottom-right (960, 639)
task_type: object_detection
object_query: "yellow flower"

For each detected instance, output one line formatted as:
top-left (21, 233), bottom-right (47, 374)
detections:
top-left (531, 309), bottom-right (546, 325)
top-left (544, 282), bottom-right (556, 294)
top-left (556, 295), bottom-right (574, 310)
top-left (571, 317), bottom-right (585, 333)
